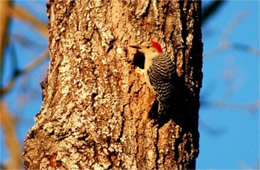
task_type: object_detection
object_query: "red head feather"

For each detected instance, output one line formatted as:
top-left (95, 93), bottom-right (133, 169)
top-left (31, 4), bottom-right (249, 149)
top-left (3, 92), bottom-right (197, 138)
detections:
top-left (151, 41), bottom-right (163, 53)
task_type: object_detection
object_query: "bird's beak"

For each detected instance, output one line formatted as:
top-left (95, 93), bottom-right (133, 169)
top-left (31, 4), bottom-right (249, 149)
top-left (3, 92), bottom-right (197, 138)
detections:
top-left (129, 45), bottom-right (141, 49)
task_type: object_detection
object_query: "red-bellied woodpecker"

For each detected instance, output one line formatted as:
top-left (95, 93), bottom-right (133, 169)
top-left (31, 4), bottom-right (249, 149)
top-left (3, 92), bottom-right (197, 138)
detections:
top-left (130, 41), bottom-right (175, 116)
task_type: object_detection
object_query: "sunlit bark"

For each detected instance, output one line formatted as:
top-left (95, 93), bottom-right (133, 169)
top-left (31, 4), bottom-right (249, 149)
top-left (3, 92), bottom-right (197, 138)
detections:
top-left (23, 0), bottom-right (202, 169)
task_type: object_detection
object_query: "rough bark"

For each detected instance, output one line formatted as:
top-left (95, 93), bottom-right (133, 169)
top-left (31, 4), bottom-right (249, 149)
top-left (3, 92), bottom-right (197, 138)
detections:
top-left (23, 0), bottom-right (202, 169)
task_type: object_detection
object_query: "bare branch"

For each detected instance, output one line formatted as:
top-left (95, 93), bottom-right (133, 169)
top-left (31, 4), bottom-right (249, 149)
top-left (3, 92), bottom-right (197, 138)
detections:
top-left (221, 10), bottom-right (250, 43)
top-left (10, 5), bottom-right (48, 37)
top-left (0, 101), bottom-right (22, 169)
top-left (202, 0), bottom-right (226, 25)
top-left (0, 1), bottom-right (12, 92)
top-left (204, 10), bottom-right (260, 59)
top-left (204, 42), bottom-right (260, 58)
top-left (13, 33), bottom-right (46, 48)
top-left (0, 50), bottom-right (49, 97)
top-left (200, 119), bottom-right (227, 136)
top-left (201, 100), bottom-right (260, 114)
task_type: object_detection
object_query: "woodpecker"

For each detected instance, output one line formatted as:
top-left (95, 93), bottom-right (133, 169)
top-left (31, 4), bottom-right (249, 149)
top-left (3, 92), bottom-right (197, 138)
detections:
top-left (130, 41), bottom-right (175, 116)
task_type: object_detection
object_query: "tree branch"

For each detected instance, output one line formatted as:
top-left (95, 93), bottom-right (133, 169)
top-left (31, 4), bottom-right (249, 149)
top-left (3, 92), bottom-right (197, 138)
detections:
top-left (202, 0), bottom-right (225, 25)
top-left (0, 50), bottom-right (49, 97)
top-left (0, 101), bottom-right (21, 169)
top-left (10, 5), bottom-right (48, 37)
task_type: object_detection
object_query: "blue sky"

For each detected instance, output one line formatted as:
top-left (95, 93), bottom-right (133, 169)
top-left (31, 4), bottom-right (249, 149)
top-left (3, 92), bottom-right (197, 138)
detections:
top-left (0, 0), bottom-right (259, 169)
top-left (198, 0), bottom-right (259, 168)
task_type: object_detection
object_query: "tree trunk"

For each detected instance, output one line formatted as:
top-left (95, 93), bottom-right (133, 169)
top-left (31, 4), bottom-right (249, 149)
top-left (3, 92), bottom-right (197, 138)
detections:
top-left (23, 0), bottom-right (202, 169)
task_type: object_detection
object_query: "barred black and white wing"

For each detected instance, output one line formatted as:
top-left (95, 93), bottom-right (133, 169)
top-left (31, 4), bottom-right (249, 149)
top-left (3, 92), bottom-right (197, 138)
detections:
top-left (147, 54), bottom-right (175, 115)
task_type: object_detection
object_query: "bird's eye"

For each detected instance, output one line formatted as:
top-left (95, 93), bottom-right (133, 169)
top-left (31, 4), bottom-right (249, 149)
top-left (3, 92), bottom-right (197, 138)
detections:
top-left (147, 46), bottom-right (150, 49)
